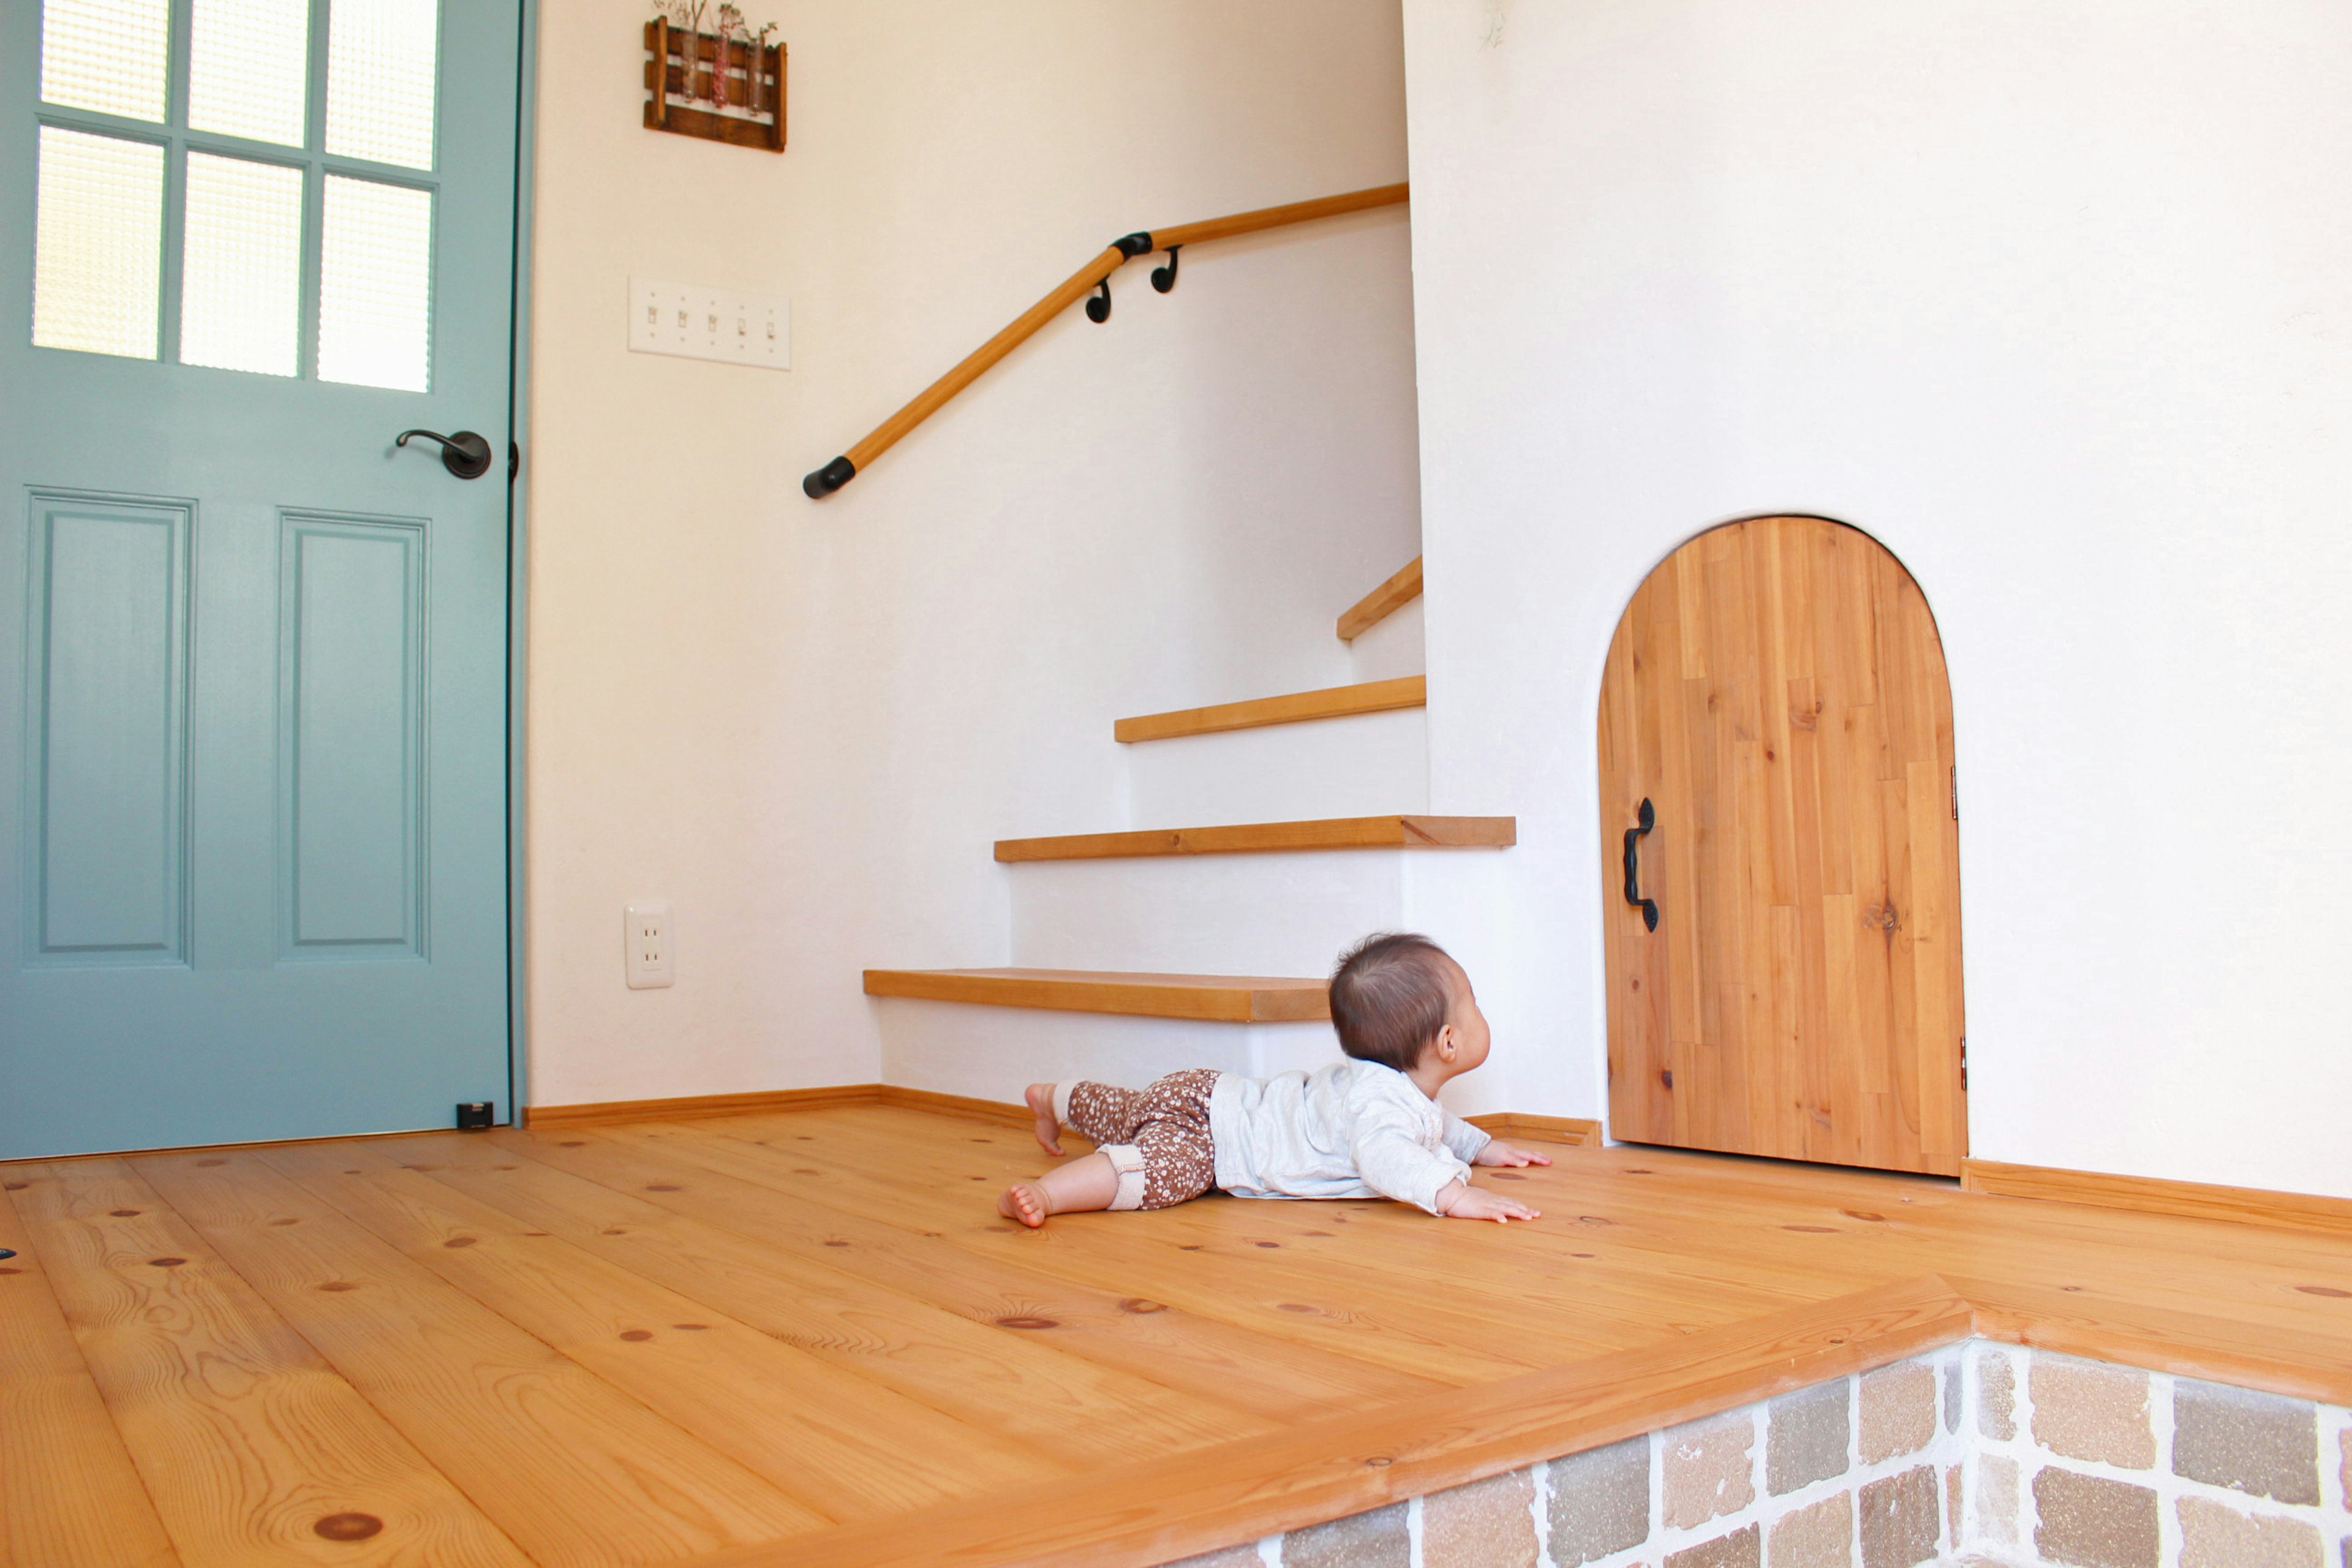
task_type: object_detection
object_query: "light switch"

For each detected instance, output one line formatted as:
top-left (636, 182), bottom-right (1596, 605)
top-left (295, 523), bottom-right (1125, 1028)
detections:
top-left (628, 277), bottom-right (788, 370)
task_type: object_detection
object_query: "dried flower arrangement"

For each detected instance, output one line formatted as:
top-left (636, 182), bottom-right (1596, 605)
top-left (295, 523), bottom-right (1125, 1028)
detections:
top-left (644, 1), bottom-right (784, 152)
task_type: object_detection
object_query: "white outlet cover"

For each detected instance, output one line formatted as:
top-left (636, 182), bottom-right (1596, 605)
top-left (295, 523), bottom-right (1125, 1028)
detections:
top-left (624, 900), bottom-right (676, 989)
top-left (628, 277), bottom-right (788, 370)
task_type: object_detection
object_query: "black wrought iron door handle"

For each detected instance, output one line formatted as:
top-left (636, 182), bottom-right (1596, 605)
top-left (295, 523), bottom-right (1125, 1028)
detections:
top-left (396, 428), bottom-right (494, 480)
top-left (1623, 797), bottom-right (1658, 932)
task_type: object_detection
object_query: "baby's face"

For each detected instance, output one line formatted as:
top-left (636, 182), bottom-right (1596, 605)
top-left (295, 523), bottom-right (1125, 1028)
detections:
top-left (1442, 960), bottom-right (1492, 1074)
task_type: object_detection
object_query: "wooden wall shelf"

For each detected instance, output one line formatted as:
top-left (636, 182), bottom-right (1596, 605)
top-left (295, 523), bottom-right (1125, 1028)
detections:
top-left (643, 19), bottom-right (785, 153)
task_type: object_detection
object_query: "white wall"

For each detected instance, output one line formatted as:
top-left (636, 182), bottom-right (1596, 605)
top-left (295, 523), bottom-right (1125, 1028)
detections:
top-left (1401, 0), bottom-right (2352, 1194)
top-left (524, 3), bottom-right (1419, 1106)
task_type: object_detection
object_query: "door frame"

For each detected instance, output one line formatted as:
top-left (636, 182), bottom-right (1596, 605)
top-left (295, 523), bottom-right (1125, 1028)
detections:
top-left (1589, 510), bottom-right (1968, 1170)
top-left (502, 0), bottom-right (540, 1126)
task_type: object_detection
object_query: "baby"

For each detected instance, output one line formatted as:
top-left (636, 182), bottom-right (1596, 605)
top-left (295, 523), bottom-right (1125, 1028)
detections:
top-left (998, 933), bottom-right (1550, 1226)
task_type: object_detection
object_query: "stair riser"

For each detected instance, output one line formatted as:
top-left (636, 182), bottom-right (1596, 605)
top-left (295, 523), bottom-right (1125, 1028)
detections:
top-left (873, 998), bottom-right (1341, 1106)
top-left (1122, 706), bottom-right (1428, 827)
top-left (1008, 851), bottom-right (1410, 975)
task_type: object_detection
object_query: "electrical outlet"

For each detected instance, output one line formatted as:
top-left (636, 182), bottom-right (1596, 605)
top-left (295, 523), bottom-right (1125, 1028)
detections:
top-left (624, 901), bottom-right (675, 989)
top-left (628, 277), bottom-right (788, 369)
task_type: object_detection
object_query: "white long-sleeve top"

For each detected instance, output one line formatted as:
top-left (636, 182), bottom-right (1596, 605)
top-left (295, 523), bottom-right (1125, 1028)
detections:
top-left (1207, 1058), bottom-right (1491, 1215)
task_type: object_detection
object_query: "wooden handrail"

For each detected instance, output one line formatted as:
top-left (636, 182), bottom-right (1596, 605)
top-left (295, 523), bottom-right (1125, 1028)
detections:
top-left (802, 181), bottom-right (1409, 498)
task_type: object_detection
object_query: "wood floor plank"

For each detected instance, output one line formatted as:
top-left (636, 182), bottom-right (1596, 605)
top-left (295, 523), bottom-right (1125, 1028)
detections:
top-left (1, 1158), bottom-right (535, 1568)
top-left (23, 1106), bottom-right (2350, 1568)
top-left (0, 1180), bottom-right (181, 1568)
top-left (742, 1107), bottom-right (1834, 1333)
top-left (383, 1131), bottom-right (1270, 1466)
top-left (136, 1148), bottom-right (826, 1564)
top-left (620, 1118), bottom-right (1560, 1382)
top-left (489, 1126), bottom-right (1457, 1414)
top-left (261, 1140), bottom-right (1060, 1521)
top-left (778, 1107), bottom-right (1834, 1320)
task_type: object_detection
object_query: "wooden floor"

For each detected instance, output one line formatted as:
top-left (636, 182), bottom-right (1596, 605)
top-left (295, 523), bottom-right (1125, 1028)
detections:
top-left (7, 1103), bottom-right (2352, 1568)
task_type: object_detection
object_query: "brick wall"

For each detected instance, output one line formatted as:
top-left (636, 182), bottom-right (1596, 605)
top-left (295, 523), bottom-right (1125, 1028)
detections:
top-left (1156, 1340), bottom-right (2352, 1568)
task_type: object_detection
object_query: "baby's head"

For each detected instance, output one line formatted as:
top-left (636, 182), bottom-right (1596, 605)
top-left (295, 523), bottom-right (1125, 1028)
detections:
top-left (1327, 933), bottom-right (1490, 1083)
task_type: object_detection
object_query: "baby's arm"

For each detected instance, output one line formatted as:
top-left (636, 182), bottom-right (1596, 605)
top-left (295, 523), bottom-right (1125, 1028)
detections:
top-left (1352, 1114), bottom-right (1543, 1222)
top-left (1473, 1138), bottom-right (1553, 1169)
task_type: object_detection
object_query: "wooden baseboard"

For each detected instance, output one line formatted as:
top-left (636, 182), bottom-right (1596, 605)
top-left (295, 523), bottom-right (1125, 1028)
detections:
top-left (523, 1088), bottom-right (1602, 1145)
top-left (519, 1084), bottom-right (1039, 1133)
top-left (520, 1084), bottom-right (885, 1131)
top-left (1961, 1158), bottom-right (2352, 1239)
top-left (1467, 1112), bottom-right (1604, 1148)
top-left (871, 1085), bottom-right (1036, 1129)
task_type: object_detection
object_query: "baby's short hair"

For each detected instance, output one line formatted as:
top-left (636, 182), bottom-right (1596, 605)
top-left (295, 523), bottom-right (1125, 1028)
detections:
top-left (1329, 932), bottom-right (1457, 1071)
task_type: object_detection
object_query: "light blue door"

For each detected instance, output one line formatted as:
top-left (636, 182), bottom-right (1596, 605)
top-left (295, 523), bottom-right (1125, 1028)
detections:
top-left (1, 0), bottom-right (520, 1157)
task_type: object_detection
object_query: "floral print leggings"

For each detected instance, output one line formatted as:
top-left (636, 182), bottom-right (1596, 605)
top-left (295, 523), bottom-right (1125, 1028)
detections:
top-left (1055, 1069), bottom-right (1221, 1210)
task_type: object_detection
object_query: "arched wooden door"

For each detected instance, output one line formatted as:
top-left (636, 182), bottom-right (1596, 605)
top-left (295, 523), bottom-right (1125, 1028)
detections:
top-left (1597, 516), bottom-right (1966, 1175)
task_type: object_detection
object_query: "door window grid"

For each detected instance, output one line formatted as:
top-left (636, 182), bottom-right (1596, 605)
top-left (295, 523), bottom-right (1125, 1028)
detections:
top-left (28, 0), bottom-right (441, 390)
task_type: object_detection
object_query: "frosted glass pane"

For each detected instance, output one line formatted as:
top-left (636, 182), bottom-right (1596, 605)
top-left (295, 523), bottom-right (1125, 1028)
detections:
top-left (326, 0), bottom-right (439, 170)
top-left (319, 176), bottom-right (432, 391)
top-left (188, 0), bottom-right (311, 148)
top-left (39, 0), bottom-right (170, 122)
top-left (32, 127), bottom-right (164, 360)
top-left (179, 153), bottom-right (303, 377)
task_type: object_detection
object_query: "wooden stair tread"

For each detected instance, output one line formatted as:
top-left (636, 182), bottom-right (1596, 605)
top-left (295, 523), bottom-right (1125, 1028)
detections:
top-left (995, 814), bottom-right (1513, 862)
top-left (1337, 556), bottom-right (1423, 641)
top-left (862, 967), bottom-right (1329, 1022)
top-left (1114, 676), bottom-right (1425, 744)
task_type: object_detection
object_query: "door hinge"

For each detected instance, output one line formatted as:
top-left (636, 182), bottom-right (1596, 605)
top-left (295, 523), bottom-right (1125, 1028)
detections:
top-left (1959, 1036), bottom-right (1968, 1091)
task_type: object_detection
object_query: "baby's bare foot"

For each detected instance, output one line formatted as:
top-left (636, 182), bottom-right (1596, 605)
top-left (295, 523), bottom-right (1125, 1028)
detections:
top-left (998, 1180), bottom-right (1051, 1228)
top-left (1024, 1083), bottom-right (1063, 1155)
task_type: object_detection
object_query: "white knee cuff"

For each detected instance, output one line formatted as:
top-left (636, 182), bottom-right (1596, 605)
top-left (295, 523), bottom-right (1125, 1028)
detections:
top-left (1051, 1082), bottom-right (1076, 1126)
top-left (1101, 1144), bottom-right (1148, 1210)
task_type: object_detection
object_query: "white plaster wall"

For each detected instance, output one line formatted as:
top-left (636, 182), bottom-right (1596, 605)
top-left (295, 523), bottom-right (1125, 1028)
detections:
top-left (1400, 0), bottom-right (2352, 1194)
top-left (525, 2), bottom-right (1419, 1106)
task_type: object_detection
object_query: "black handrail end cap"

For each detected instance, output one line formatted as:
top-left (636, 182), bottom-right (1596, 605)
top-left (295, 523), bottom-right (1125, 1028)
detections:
top-left (1113, 230), bottom-right (1155, 258)
top-left (803, 456), bottom-right (856, 499)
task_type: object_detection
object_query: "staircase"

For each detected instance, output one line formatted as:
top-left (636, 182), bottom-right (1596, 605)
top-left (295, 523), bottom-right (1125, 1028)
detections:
top-left (866, 557), bottom-right (1517, 1104)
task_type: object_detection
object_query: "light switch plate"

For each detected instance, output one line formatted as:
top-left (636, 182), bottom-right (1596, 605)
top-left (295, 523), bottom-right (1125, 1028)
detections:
top-left (629, 277), bottom-right (788, 370)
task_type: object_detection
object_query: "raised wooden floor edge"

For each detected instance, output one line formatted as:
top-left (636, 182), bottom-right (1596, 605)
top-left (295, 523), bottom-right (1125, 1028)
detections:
top-left (1336, 556), bottom-right (1423, 643)
top-left (693, 1277), bottom-right (1973, 1568)
top-left (993, 814), bottom-right (1513, 863)
top-left (684, 1272), bottom-right (2352, 1568)
top-left (1113, 676), bottom-right (1426, 744)
top-left (1961, 1157), bottom-right (2352, 1239)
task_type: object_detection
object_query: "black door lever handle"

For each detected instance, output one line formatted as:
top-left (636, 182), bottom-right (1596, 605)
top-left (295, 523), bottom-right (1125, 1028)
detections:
top-left (396, 428), bottom-right (494, 480)
top-left (1623, 797), bottom-right (1658, 932)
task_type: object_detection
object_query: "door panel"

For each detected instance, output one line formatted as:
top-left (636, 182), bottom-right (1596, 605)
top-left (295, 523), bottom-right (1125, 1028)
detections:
top-left (281, 511), bottom-right (425, 960)
top-left (2, 0), bottom-right (519, 1157)
top-left (1599, 516), bottom-right (1966, 1175)
top-left (26, 492), bottom-right (192, 965)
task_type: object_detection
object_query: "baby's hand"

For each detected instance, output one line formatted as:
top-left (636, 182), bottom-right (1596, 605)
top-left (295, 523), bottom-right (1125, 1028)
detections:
top-left (1437, 1180), bottom-right (1542, 1223)
top-left (1474, 1139), bottom-right (1553, 1169)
